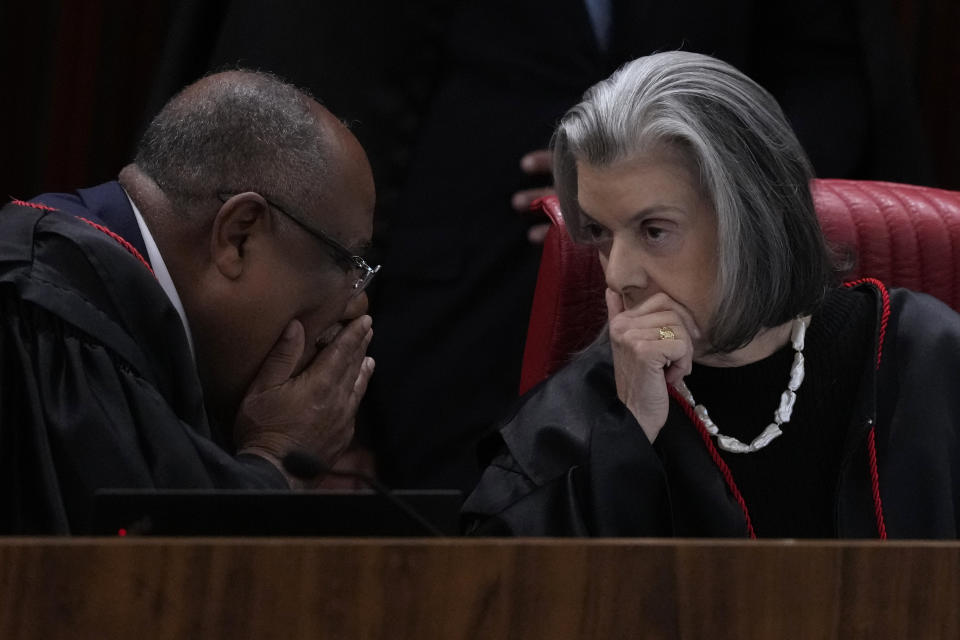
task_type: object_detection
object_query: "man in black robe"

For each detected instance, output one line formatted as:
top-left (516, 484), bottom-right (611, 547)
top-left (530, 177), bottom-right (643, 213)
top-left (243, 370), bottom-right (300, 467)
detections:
top-left (0, 70), bottom-right (378, 533)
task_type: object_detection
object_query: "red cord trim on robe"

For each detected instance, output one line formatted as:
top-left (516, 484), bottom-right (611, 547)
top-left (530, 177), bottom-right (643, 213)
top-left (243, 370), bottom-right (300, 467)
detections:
top-left (867, 426), bottom-right (888, 539)
top-left (842, 278), bottom-right (890, 539)
top-left (9, 198), bottom-right (58, 211)
top-left (843, 278), bottom-right (890, 370)
top-left (9, 199), bottom-right (155, 278)
top-left (668, 385), bottom-right (757, 539)
top-left (76, 216), bottom-right (155, 276)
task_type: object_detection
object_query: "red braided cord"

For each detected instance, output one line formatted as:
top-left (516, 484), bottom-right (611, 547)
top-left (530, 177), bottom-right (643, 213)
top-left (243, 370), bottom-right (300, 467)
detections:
top-left (866, 426), bottom-right (888, 539)
top-left (9, 198), bottom-right (57, 211)
top-left (842, 278), bottom-right (890, 539)
top-left (77, 217), bottom-right (154, 276)
top-left (668, 386), bottom-right (757, 539)
top-left (842, 278), bottom-right (890, 369)
top-left (9, 200), bottom-right (155, 277)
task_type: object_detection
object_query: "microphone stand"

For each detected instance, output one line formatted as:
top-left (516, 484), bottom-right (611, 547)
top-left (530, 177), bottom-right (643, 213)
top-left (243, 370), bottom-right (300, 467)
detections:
top-left (282, 450), bottom-right (448, 537)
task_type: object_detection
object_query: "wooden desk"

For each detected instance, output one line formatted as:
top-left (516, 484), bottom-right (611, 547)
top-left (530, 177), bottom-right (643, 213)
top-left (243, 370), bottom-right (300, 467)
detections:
top-left (1, 538), bottom-right (957, 639)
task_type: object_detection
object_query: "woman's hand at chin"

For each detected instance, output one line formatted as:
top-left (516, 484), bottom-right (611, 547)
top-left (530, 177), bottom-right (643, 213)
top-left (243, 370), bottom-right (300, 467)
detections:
top-left (606, 288), bottom-right (702, 443)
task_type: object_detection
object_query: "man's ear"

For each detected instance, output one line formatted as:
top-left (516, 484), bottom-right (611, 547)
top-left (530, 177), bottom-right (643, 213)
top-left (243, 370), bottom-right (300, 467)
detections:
top-left (210, 193), bottom-right (272, 279)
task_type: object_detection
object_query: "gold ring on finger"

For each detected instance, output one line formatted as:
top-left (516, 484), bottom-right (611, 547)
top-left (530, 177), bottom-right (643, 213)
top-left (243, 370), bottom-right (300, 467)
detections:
top-left (658, 326), bottom-right (677, 340)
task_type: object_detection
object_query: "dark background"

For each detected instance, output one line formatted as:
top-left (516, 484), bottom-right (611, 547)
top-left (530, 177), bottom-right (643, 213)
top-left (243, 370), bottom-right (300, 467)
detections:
top-left (1, 0), bottom-right (957, 205)
top-left (0, 0), bottom-right (449, 218)
top-left (2, 0), bottom-right (957, 493)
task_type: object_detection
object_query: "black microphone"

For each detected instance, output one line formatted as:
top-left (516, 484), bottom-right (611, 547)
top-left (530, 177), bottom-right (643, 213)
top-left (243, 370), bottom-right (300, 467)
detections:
top-left (281, 450), bottom-right (448, 537)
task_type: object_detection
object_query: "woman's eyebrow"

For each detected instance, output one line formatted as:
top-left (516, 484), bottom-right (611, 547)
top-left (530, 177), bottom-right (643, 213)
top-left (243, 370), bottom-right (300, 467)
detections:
top-left (581, 204), bottom-right (681, 226)
top-left (626, 205), bottom-right (683, 224)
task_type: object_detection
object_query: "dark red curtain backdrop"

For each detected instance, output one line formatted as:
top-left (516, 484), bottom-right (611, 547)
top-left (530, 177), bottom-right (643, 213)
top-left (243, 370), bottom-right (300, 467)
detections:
top-left (1, 2), bottom-right (179, 199)
top-left (0, 0), bottom-right (956, 201)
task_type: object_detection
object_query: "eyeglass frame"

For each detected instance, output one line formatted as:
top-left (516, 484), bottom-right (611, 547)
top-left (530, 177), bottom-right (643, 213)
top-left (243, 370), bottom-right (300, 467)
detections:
top-left (217, 192), bottom-right (380, 295)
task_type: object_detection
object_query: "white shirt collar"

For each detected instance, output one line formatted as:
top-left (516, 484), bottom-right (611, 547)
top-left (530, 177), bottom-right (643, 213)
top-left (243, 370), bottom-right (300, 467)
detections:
top-left (124, 190), bottom-right (197, 361)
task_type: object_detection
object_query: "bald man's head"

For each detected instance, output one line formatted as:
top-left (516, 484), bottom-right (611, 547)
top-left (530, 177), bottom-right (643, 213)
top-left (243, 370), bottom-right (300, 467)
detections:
top-left (135, 69), bottom-right (338, 217)
top-left (125, 69), bottom-right (376, 427)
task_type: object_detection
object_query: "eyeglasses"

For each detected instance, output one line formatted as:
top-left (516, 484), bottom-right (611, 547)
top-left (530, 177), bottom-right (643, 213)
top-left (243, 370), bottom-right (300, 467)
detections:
top-left (218, 192), bottom-right (380, 295)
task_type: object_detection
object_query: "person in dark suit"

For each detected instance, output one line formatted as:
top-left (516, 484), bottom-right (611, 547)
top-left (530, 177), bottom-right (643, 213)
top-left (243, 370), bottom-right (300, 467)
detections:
top-left (0, 70), bottom-right (378, 533)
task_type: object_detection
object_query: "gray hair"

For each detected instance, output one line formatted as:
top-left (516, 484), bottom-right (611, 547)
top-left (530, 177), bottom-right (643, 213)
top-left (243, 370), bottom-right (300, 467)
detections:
top-left (553, 51), bottom-right (834, 352)
top-left (135, 69), bottom-right (330, 214)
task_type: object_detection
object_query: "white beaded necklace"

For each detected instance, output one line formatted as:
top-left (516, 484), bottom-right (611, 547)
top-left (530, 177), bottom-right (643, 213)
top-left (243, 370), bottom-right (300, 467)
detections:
top-left (673, 316), bottom-right (810, 454)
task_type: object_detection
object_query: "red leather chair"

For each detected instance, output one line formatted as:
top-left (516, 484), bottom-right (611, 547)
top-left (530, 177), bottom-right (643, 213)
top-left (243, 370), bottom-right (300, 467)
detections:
top-left (519, 179), bottom-right (960, 395)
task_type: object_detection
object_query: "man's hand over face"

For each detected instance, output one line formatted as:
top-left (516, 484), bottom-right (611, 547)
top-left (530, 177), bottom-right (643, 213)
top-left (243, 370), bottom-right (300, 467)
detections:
top-left (234, 315), bottom-right (374, 487)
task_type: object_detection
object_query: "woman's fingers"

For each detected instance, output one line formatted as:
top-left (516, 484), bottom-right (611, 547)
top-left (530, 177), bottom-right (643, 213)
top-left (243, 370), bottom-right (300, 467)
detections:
top-left (620, 324), bottom-right (694, 374)
top-left (615, 291), bottom-right (703, 341)
top-left (605, 289), bottom-right (701, 442)
top-left (605, 287), bottom-right (626, 319)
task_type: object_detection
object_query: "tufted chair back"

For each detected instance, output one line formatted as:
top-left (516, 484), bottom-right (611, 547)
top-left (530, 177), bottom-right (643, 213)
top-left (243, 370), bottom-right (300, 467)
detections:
top-left (519, 179), bottom-right (960, 394)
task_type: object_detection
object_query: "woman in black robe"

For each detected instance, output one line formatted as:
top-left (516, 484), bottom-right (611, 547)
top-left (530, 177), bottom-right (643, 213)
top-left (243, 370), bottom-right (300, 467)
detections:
top-left (463, 52), bottom-right (960, 538)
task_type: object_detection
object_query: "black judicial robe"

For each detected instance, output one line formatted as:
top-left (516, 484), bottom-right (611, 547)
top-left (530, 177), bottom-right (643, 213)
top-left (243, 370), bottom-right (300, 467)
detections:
top-left (0, 185), bottom-right (285, 534)
top-left (463, 285), bottom-right (960, 538)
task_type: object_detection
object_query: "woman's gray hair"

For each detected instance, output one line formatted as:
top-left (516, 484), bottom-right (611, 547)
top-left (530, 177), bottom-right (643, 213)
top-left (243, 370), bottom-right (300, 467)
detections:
top-left (135, 69), bottom-right (330, 215)
top-left (553, 51), bottom-right (834, 352)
